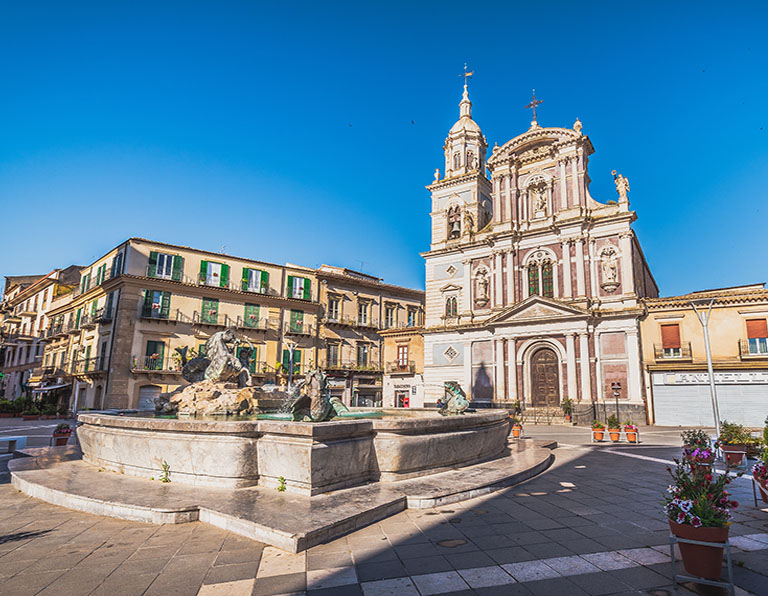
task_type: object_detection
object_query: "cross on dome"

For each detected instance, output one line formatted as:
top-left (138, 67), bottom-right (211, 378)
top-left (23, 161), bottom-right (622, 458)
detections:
top-left (524, 89), bottom-right (543, 128)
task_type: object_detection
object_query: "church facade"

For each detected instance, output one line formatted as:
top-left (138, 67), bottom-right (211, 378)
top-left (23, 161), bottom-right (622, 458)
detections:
top-left (422, 84), bottom-right (658, 421)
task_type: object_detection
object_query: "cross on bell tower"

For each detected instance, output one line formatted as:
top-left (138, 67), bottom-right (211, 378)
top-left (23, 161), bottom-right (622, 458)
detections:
top-left (524, 89), bottom-right (543, 129)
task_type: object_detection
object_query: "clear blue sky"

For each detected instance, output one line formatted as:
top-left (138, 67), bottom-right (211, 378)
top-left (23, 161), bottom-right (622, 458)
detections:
top-left (1, 1), bottom-right (766, 295)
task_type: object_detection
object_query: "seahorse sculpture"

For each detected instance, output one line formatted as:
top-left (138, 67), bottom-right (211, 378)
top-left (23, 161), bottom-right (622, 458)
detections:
top-left (181, 327), bottom-right (252, 387)
top-left (290, 369), bottom-right (349, 422)
top-left (440, 381), bottom-right (469, 416)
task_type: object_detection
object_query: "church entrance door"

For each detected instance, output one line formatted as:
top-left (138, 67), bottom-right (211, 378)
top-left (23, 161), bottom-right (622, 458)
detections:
top-left (531, 348), bottom-right (559, 407)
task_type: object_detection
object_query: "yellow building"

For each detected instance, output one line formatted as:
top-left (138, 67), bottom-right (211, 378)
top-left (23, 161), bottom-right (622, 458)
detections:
top-left (316, 265), bottom-right (424, 407)
top-left (380, 326), bottom-right (424, 408)
top-left (640, 283), bottom-right (768, 427)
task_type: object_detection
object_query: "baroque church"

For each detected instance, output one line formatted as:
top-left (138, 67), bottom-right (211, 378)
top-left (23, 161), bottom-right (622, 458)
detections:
top-left (422, 82), bottom-right (658, 420)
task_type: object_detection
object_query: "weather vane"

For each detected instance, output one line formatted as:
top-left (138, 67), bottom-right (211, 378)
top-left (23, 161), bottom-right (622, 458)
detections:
top-left (460, 63), bottom-right (474, 87)
top-left (524, 89), bottom-right (543, 124)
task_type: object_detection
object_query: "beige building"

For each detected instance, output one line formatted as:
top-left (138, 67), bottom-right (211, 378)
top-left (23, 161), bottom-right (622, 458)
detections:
top-left (380, 326), bottom-right (424, 408)
top-left (0, 268), bottom-right (80, 400)
top-left (640, 284), bottom-right (768, 427)
top-left (37, 239), bottom-right (424, 411)
top-left (316, 265), bottom-right (424, 407)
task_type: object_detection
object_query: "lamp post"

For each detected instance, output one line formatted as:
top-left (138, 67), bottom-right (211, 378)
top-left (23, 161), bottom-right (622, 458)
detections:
top-left (611, 381), bottom-right (621, 421)
top-left (691, 298), bottom-right (721, 438)
top-left (284, 339), bottom-right (297, 391)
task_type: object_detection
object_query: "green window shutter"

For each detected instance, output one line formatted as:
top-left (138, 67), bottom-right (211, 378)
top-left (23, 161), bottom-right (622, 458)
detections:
top-left (220, 264), bottom-right (230, 288)
top-left (287, 275), bottom-right (294, 297)
top-left (160, 292), bottom-right (171, 319)
top-left (91, 299), bottom-right (97, 316)
top-left (244, 303), bottom-right (259, 327)
top-left (199, 260), bottom-right (208, 283)
top-left (84, 345), bottom-right (91, 371)
top-left (282, 349), bottom-right (290, 371)
top-left (198, 343), bottom-right (206, 357)
top-left (143, 288), bottom-right (153, 310)
top-left (75, 308), bottom-right (82, 327)
top-left (105, 292), bottom-right (114, 317)
top-left (171, 256), bottom-right (183, 281)
top-left (148, 251), bottom-right (158, 278)
top-left (81, 276), bottom-right (87, 293)
top-left (261, 270), bottom-right (269, 293)
top-left (242, 268), bottom-right (250, 291)
top-left (294, 349), bottom-right (301, 373)
top-left (303, 278), bottom-right (310, 300)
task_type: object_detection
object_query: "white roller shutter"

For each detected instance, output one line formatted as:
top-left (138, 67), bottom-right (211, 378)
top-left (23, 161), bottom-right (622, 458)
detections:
top-left (137, 386), bottom-right (161, 411)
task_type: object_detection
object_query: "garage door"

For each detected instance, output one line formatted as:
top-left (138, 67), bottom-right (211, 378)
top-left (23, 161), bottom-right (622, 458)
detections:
top-left (653, 376), bottom-right (768, 427)
top-left (137, 385), bottom-right (162, 411)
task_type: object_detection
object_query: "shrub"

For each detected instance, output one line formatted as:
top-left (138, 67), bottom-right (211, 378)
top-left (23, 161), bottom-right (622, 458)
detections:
top-left (663, 459), bottom-right (739, 528)
top-left (607, 415), bottom-right (621, 429)
top-left (718, 421), bottom-right (751, 446)
top-left (681, 429), bottom-right (711, 449)
top-left (592, 420), bottom-right (605, 430)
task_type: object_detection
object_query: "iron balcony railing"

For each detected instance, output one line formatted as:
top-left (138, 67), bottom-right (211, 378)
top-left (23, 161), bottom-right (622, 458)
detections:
top-left (284, 322), bottom-right (314, 336)
top-left (385, 360), bottom-right (416, 374)
top-left (131, 355), bottom-right (183, 373)
top-left (653, 342), bottom-right (692, 360)
top-left (355, 317), bottom-right (379, 329)
top-left (739, 339), bottom-right (768, 358)
top-left (235, 316), bottom-right (270, 331)
top-left (65, 319), bottom-right (81, 334)
top-left (72, 268), bottom-right (117, 297)
top-left (322, 314), bottom-right (356, 326)
top-left (321, 360), bottom-right (382, 373)
top-left (71, 357), bottom-right (107, 375)
top-left (192, 311), bottom-right (232, 326)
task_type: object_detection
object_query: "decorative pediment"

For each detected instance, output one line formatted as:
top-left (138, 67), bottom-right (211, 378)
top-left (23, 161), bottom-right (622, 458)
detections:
top-left (440, 283), bottom-right (462, 293)
top-left (485, 296), bottom-right (590, 326)
top-left (487, 126), bottom-right (593, 166)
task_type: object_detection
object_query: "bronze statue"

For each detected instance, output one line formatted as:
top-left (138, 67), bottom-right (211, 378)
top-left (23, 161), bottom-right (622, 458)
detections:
top-left (440, 381), bottom-right (470, 416)
top-left (290, 369), bottom-right (349, 422)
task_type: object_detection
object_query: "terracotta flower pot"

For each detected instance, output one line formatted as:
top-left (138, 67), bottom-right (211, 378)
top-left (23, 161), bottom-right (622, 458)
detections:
top-left (721, 444), bottom-right (746, 467)
top-left (668, 520), bottom-right (728, 580)
top-left (592, 430), bottom-right (604, 441)
top-left (626, 430), bottom-right (638, 443)
top-left (608, 428), bottom-right (621, 442)
top-left (755, 474), bottom-right (768, 504)
top-left (53, 433), bottom-right (70, 446)
top-left (511, 425), bottom-right (522, 438)
top-left (22, 415), bottom-right (39, 421)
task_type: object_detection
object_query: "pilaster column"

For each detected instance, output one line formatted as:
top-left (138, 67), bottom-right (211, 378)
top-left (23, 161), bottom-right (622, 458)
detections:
top-left (506, 173), bottom-right (514, 223)
top-left (547, 183), bottom-right (554, 216)
top-left (493, 178), bottom-right (501, 223)
top-left (575, 239), bottom-right (586, 297)
top-left (559, 159), bottom-right (568, 210)
top-left (589, 238), bottom-right (598, 298)
top-left (561, 240), bottom-right (572, 299)
top-left (506, 250), bottom-right (515, 305)
top-left (494, 252), bottom-right (503, 306)
top-left (510, 168), bottom-right (519, 221)
top-left (571, 156), bottom-right (580, 206)
top-left (495, 339), bottom-right (504, 400)
top-left (626, 329), bottom-right (641, 403)
top-left (464, 340), bottom-right (473, 399)
top-left (565, 333), bottom-right (577, 400)
top-left (619, 233), bottom-right (633, 295)
top-left (462, 259), bottom-right (471, 312)
top-left (507, 338), bottom-right (517, 400)
top-left (579, 332), bottom-right (591, 400)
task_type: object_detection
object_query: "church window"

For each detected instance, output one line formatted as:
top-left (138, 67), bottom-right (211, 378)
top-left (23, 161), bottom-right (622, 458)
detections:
top-left (447, 206), bottom-right (461, 239)
top-left (467, 150), bottom-right (474, 170)
top-left (542, 262), bottom-right (554, 298)
top-left (445, 296), bottom-right (458, 318)
top-left (453, 152), bottom-right (461, 170)
top-left (528, 266), bottom-right (540, 296)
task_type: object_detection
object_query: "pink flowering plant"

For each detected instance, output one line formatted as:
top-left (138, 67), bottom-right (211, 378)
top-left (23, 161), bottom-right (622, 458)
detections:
top-left (663, 459), bottom-right (739, 529)
top-left (753, 461), bottom-right (768, 483)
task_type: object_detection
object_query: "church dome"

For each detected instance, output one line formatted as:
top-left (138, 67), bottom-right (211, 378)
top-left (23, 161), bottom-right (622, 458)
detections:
top-left (449, 114), bottom-right (482, 135)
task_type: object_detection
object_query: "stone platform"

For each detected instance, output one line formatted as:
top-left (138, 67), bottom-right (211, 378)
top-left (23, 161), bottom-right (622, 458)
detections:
top-left (10, 439), bottom-right (554, 553)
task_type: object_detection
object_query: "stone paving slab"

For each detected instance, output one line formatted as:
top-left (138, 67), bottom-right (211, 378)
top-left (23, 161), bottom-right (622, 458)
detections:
top-left (10, 441), bottom-right (553, 553)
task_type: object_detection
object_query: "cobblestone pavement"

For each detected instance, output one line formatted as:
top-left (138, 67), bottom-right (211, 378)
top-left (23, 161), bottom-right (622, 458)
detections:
top-left (0, 424), bottom-right (766, 596)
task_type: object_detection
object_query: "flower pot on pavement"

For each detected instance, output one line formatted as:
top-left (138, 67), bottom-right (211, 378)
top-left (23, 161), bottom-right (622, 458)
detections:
top-left (668, 521), bottom-right (728, 580)
top-left (22, 415), bottom-right (39, 421)
top-left (511, 424), bottom-right (522, 438)
top-left (721, 444), bottom-right (746, 467)
top-left (52, 433), bottom-right (70, 446)
top-left (608, 428), bottom-right (621, 442)
top-left (592, 430), bottom-right (604, 441)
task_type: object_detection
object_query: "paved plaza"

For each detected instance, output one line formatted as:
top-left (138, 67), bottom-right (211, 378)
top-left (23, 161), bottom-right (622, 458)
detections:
top-left (1, 420), bottom-right (766, 596)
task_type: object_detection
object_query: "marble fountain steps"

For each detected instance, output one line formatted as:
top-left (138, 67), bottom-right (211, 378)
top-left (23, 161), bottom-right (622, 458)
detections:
top-left (9, 439), bottom-right (555, 553)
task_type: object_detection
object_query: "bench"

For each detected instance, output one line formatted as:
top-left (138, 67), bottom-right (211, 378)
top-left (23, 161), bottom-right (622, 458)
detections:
top-left (0, 436), bottom-right (27, 453)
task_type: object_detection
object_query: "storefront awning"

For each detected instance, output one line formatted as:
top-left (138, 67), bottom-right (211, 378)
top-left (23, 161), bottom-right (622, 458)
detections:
top-left (31, 383), bottom-right (71, 393)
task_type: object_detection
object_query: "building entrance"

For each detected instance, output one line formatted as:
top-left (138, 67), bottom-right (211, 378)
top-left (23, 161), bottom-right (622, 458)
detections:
top-left (531, 348), bottom-right (559, 407)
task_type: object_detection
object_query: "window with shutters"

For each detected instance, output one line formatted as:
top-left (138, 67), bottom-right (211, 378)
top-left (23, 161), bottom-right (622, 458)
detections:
top-left (201, 297), bottom-right (219, 324)
top-left (356, 343), bottom-right (370, 367)
top-left (243, 303), bottom-right (260, 328)
top-left (80, 273), bottom-right (91, 294)
top-left (397, 345), bottom-right (409, 369)
top-left (199, 261), bottom-right (229, 288)
top-left (142, 290), bottom-right (171, 319)
top-left (357, 302), bottom-right (369, 326)
top-left (288, 276), bottom-right (310, 300)
top-left (661, 324), bottom-right (682, 358)
top-left (289, 309), bottom-right (304, 333)
top-left (746, 319), bottom-right (768, 355)
top-left (327, 343), bottom-right (339, 367)
top-left (282, 349), bottom-right (301, 375)
top-left (385, 305), bottom-right (395, 328)
top-left (243, 268), bottom-right (269, 293)
top-left (407, 307), bottom-right (418, 327)
top-left (327, 296), bottom-right (340, 321)
top-left (148, 252), bottom-right (183, 281)
top-left (145, 340), bottom-right (165, 371)
top-left (155, 253), bottom-right (173, 279)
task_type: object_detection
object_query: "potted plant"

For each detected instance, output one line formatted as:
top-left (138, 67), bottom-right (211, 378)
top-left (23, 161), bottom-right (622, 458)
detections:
top-left (22, 407), bottom-right (40, 421)
top-left (0, 399), bottom-right (15, 418)
top-left (510, 417), bottom-right (523, 439)
top-left (753, 461), bottom-right (768, 504)
top-left (592, 420), bottom-right (605, 442)
top-left (561, 398), bottom-right (572, 422)
top-left (624, 421), bottom-right (639, 444)
top-left (52, 423), bottom-right (72, 446)
top-left (664, 459), bottom-right (739, 580)
top-left (717, 421), bottom-right (750, 467)
top-left (607, 415), bottom-right (621, 442)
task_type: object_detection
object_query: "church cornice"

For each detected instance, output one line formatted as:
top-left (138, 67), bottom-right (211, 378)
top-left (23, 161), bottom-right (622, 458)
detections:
top-left (426, 171), bottom-right (491, 191)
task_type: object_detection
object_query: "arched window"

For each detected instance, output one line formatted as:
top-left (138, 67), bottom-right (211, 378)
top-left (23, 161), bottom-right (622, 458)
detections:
top-left (447, 206), bottom-right (461, 239)
top-left (453, 152), bottom-right (461, 170)
top-left (541, 262), bottom-right (554, 298)
top-left (528, 266), bottom-right (540, 296)
top-left (526, 252), bottom-right (555, 298)
top-left (445, 296), bottom-right (458, 317)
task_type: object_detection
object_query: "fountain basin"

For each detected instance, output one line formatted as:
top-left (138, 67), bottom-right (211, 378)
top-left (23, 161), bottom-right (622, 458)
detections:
top-left (77, 409), bottom-right (511, 495)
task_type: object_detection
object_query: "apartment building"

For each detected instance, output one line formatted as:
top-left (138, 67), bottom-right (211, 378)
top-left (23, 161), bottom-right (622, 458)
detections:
top-left (380, 326), bottom-right (425, 408)
top-left (0, 268), bottom-right (80, 399)
top-left (316, 265), bottom-right (424, 407)
top-left (640, 283), bottom-right (768, 427)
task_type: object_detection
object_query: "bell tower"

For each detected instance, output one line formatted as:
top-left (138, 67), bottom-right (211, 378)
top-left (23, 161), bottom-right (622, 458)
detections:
top-left (427, 72), bottom-right (492, 251)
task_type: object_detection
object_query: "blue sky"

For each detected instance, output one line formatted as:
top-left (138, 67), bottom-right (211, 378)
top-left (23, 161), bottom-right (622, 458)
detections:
top-left (0, 1), bottom-right (766, 295)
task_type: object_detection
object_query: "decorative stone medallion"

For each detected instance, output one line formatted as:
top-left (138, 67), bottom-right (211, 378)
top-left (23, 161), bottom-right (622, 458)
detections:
top-left (443, 346), bottom-right (459, 362)
top-left (446, 264), bottom-right (457, 277)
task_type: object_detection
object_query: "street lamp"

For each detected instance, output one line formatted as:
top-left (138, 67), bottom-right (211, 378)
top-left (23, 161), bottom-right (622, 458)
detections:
top-left (611, 381), bottom-right (621, 421)
top-left (690, 298), bottom-right (721, 438)
top-left (284, 339), bottom-right (297, 391)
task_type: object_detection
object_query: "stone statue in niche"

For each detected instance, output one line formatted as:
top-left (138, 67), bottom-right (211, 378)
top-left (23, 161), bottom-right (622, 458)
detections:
top-left (474, 269), bottom-right (490, 306)
top-left (531, 185), bottom-right (547, 215)
top-left (467, 150), bottom-right (474, 170)
top-left (612, 170), bottom-right (630, 202)
top-left (600, 247), bottom-right (620, 292)
top-left (463, 211), bottom-right (474, 236)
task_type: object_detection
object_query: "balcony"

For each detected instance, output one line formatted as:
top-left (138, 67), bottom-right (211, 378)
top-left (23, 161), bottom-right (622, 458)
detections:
top-left (355, 317), bottom-right (379, 330)
top-left (72, 357), bottom-right (108, 375)
top-left (739, 339), bottom-right (768, 359)
top-left (653, 342), bottom-right (692, 361)
top-left (322, 360), bottom-right (382, 373)
top-left (131, 355), bottom-right (183, 374)
top-left (235, 315), bottom-right (270, 332)
top-left (72, 268), bottom-right (117, 298)
top-left (322, 314), bottom-right (356, 327)
top-left (46, 324), bottom-right (65, 338)
top-left (386, 360), bottom-right (416, 374)
top-left (65, 319), bottom-right (81, 334)
top-left (192, 311), bottom-right (231, 327)
top-left (284, 322), bottom-right (314, 336)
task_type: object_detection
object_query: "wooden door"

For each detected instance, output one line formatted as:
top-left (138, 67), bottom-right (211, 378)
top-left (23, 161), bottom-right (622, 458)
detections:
top-left (531, 348), bottom-right (559, 407)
